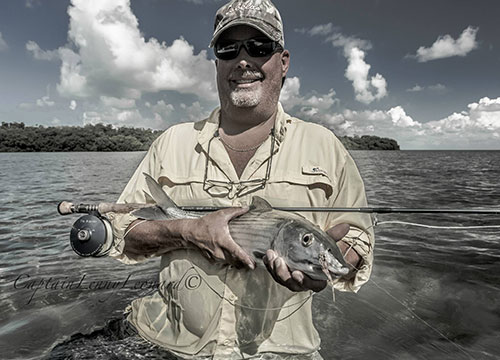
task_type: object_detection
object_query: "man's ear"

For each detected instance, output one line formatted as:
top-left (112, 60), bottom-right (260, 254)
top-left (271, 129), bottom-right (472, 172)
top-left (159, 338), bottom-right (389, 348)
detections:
top-left (281, 50), bottom-right (290, 77)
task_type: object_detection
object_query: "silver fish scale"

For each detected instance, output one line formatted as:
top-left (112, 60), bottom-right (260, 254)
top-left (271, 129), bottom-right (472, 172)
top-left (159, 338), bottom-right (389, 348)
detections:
top-left (136, 205), bottom-right (296, 257)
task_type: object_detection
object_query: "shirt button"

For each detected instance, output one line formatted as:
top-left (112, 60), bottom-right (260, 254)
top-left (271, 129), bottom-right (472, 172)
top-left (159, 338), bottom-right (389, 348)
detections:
top-left (229, 294), bottom-right (237, 302)
top-left (223, 339), bottom-right (232, 346)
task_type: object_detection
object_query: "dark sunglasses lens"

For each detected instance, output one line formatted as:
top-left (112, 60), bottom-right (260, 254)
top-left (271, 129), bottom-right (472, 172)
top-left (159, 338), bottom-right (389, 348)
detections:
top-left (246, 39), bottom-right (276, 57)
top-left (215, 42), bottom-right (239, 60)
top-left (215, 39), bottom-right (278, 60)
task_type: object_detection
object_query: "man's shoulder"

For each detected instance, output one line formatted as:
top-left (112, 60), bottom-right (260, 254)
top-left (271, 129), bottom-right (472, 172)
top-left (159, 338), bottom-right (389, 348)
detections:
top-left (152, 122), bottom-right (199, 149)
top-left (285, 116), bottom-right (346, 149)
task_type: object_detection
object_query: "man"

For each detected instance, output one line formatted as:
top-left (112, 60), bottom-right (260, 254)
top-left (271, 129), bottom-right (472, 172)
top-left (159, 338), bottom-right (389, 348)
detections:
top-left (108, 0), bottom-right (374, 358)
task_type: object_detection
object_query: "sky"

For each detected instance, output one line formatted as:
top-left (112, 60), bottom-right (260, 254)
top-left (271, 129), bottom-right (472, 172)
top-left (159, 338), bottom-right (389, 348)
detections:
top-left (0, 0), bottom-right (499, 150)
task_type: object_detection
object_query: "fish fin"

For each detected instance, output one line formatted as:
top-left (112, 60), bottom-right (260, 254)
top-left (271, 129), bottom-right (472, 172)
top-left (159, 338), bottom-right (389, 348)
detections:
top-left (143, 173), bottom-right (178, 209)
top-left (132, 206), bottom-right (168, 220)
top-left (250, 196), bottom-right (273, 212)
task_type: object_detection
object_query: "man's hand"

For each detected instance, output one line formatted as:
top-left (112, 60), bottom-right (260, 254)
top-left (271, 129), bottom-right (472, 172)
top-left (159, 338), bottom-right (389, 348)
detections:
top-left (327, 223), bottom-right (361, 270)
top-left (183, 207), bottom-right (256, 270)
top-left (262, 223), bottom-right (352, 292)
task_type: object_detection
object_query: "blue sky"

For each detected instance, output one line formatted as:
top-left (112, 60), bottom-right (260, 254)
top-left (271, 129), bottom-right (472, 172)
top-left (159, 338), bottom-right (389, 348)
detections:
top-left (0, 0), bottom-right (499, 149)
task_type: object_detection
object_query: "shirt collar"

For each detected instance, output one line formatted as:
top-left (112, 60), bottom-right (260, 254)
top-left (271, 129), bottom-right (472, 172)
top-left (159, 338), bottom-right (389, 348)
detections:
top-left (197, 102), bottom-right (289, 151)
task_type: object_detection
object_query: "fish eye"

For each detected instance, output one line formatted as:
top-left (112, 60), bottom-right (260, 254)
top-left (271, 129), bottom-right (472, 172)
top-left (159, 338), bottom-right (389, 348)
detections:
top-left (301, 233), bottom-right (314, 247)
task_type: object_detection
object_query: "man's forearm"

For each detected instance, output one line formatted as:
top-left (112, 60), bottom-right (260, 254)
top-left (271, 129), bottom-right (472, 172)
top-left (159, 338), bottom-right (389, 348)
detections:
top-left (122, 219), bottom-right (195, 258)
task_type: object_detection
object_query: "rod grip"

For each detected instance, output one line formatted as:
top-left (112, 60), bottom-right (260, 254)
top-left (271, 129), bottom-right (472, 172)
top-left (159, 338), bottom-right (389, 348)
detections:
top-left (58, 201), bottom-right (74, 215)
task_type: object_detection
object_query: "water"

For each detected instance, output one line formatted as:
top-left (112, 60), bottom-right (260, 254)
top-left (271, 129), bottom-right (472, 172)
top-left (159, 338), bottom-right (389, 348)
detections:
top-left (1, 151), bottom-right (499, 359)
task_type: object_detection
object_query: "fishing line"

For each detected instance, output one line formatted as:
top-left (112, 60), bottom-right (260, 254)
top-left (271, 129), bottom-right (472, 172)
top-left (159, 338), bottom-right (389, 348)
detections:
top-left (336, 231), bottom-right (475, 358)
top-left (186, 265), bottom-right (314, 312)
top-left (374, 219), bottom-right (500, 230)
top-left (368, 278), bottom-right (474, 359)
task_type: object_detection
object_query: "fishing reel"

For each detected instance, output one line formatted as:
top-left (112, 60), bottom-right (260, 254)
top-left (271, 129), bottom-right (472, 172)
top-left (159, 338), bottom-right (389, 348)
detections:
top-left (58, 202), bottom-right (114, 257)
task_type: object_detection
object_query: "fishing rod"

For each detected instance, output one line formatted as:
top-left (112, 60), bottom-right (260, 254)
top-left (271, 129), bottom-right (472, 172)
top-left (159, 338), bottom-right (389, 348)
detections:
top-left (58, 201), bottom-right (500, 215)
top-left (58, 200), bottom-right (500, 258)
top-left (181, 206), bottom-right (500, 214)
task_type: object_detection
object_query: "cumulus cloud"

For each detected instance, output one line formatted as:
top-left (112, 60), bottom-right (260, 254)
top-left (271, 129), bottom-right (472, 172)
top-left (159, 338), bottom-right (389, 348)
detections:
top-left (413, 26), bottom-right (479, 62)
top-left (69, 100), bottom-right (77, 110)
top-left (387, 106), bottom-right (421, 127)
top-left (427, 97), bottom-right (500, 133)
top-left (180, 101), bottom-right (212, 123)
top-left (344, 48), bottom-right (387, 104)
top-left (297, 23), bottom-right (387, 104)
top-left (280, 77), bottom-right (338, 112)
top-left (29, 0), bottom-right (217, 103)
top-left (26, 41), bottom-right (59, 60)
top-left (0, 32), bottom-right (8, 51)
top-left (147, 100), bottom-right (175, 121)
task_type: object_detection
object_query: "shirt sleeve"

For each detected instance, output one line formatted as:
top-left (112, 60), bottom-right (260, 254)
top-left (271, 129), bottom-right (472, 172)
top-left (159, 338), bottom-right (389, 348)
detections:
top-left (107, 138), bottom-right (162, 264)
top-left (327, 151), bottom-right (375, 293)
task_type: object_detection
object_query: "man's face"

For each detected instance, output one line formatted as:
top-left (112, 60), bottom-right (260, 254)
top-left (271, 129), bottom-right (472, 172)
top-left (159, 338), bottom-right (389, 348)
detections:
top-left (215, 25), bottom-right (289, 111)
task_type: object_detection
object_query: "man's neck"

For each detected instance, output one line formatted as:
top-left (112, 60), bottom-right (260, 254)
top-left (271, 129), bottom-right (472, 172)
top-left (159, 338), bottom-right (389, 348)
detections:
top-left (219, 104), bottom-right (278, 135)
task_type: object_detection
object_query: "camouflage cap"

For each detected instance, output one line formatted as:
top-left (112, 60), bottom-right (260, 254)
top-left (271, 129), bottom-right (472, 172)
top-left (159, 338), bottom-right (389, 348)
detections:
top-left (210, 0), bottom-right (284, 48)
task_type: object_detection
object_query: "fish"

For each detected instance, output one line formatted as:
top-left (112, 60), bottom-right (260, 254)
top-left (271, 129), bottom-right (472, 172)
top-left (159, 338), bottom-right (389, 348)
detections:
top-left (132, 173), bottom-right (350, 281)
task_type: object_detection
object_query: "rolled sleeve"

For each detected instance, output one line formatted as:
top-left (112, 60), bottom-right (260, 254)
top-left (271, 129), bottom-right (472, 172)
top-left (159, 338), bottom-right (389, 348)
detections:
top-left (333, 226), bottom-right (374, 292)
top-left (107, 137), bottom-right (162, 264)
top-left (327, 151), bottom-right (375, 293)
top-left (106, 212), bottom-right (144, 264)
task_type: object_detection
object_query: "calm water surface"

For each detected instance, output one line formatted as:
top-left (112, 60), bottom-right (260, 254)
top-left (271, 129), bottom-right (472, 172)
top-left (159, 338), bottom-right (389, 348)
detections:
top-left (0, 151), bottom-right (499, 359)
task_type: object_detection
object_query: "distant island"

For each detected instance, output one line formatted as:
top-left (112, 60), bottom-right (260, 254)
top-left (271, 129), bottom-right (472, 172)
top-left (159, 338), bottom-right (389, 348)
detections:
top-left (0, 122), bottom-right (399, 152)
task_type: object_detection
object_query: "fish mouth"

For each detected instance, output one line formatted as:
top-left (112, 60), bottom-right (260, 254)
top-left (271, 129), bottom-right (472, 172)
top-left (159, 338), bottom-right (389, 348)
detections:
top-left (318, 249), bottom-right (350, 279)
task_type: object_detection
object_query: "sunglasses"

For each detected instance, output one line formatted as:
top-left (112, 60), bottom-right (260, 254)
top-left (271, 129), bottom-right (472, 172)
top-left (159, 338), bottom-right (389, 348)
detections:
top-left (214, 37), bottom-right (282, 60)
top-left (203, 129), bottom-right (276, 199)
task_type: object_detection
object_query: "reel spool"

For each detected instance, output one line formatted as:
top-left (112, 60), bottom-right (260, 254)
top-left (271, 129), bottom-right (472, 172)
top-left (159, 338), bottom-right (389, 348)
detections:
top-left (70, 214), bottom-right (113, 257)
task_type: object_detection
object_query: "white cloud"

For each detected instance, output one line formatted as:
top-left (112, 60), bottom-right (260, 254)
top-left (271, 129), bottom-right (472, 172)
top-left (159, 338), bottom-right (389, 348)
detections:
top-left (69, 100), bottom-right (77, 110)
top-left (296, 23), bottom-right (335, 36)
top-left (344, 47), bottom-right (387, 104)
top-left (414, 26), bottom-right (479, 62)
top-left (298, 23), bottom-right (387, 104)
top-left (428, 83), bottom-right (446, 92)
top-left (406, 83), bottom-right (447, 92)
top-left (149, 100), bottom-right (175, 120)
top-left (100, 96), bottom-right (136, 109)
top-left (280, 76), bottom-right (338, 112)
top-left (30, 0), bottom-right (217, 103)
top-left (407, 84), bottom-right (424, 92)
top-left (26, 41), bottom-right (59, 61)
top-left (387, 106), bottom-right (421, 127)
top-left (82, 107), bottom-right (165, 129)
top-left (180, 101), bottom-right (211, 123)
top-left (428, 97), bottom-right (500, 132)
top-left (36, 96), bottom-right (55, 107)
top-left (0, 32), bottom-right (8, 51)
top-left (326, 33), bottom-right (372, 54)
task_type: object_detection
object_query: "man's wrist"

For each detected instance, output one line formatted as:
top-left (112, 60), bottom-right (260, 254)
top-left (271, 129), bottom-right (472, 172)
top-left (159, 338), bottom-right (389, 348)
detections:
top-left (337, 240), bottom-right (362, 270)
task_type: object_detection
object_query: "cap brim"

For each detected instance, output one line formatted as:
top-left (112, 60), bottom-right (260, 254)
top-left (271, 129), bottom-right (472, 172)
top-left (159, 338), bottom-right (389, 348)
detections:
top-left (209, 19), bottom-right (282, 48)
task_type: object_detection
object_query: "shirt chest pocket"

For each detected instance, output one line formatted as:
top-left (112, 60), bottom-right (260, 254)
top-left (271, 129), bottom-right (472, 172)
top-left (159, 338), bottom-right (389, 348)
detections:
top-left (158, 166), bottom-right (218, 206)
top-left (265, 164), bottom-right (336, 207)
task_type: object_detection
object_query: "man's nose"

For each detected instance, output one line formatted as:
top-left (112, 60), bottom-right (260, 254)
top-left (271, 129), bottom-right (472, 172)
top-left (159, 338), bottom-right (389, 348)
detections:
top-left (236, 47), bottom-right (253, 69)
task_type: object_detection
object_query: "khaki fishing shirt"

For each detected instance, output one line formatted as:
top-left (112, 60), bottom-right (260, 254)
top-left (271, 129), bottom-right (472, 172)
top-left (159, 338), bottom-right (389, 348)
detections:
top-left (108, 103), bottom-right (374, 359)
